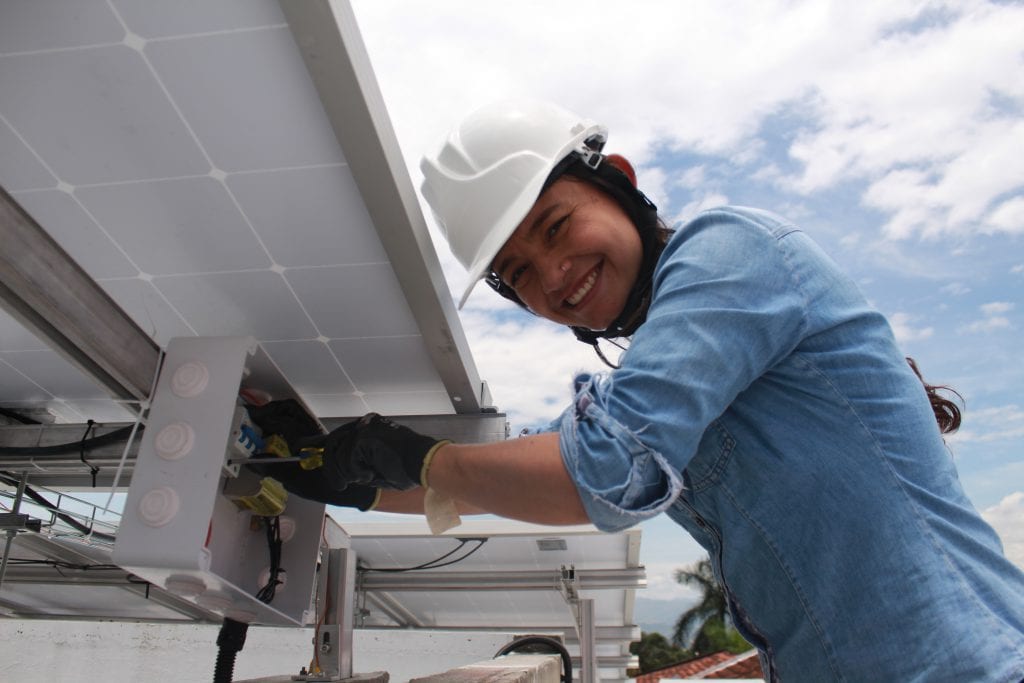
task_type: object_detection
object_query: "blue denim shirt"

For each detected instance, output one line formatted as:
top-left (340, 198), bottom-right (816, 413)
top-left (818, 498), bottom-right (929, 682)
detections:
top-left (555, 207), bottom-right (1024, 681)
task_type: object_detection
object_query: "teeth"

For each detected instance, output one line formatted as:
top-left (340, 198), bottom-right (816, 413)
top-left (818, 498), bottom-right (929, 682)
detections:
top-left (566, 271), bottom-right (597, 306)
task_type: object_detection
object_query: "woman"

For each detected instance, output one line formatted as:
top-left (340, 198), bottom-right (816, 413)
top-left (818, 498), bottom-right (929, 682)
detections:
top-left (290, 100), bottom-right (1024, 681)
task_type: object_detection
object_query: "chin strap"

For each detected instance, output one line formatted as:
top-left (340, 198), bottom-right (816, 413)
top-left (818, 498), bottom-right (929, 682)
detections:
top-left (566, 155), bottom-right (664, 368)
top-left (570, 286), bottom-right (652, 369)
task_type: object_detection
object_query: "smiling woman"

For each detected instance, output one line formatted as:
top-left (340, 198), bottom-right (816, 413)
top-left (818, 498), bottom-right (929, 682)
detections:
top-left (491, 175), bottom-right (642, 331)
top-left (284, 99), bottom-right (1024, 683)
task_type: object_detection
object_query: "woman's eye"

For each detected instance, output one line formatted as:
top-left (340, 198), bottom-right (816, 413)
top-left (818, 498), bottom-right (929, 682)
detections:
top-left (509, 265), bottom-right (527, 287)
top-left (547, 216), bottom-right (568, 239)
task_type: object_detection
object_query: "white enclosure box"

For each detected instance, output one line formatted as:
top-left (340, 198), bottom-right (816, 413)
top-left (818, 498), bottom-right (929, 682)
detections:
top-left (113, 336), bottom-right (327, 626)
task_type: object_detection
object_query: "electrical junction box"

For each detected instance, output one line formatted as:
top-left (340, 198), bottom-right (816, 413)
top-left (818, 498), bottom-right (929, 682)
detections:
top-left (112, 336), bottom-right (327, 626)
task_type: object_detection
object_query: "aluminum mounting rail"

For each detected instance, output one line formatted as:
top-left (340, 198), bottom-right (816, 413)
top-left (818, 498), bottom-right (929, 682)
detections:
top-left (0, 186), bottom-right (161, 403)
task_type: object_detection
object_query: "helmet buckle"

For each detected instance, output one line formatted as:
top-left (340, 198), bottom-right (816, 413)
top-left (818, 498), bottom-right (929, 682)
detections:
top-left (578, 147), bottom-right (604, 171)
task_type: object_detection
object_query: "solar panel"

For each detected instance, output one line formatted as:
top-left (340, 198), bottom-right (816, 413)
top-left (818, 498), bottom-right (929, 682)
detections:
top-left (0, 0), bottom-right (484, 422)
top-left (0, 2), bottom-right (645, 679)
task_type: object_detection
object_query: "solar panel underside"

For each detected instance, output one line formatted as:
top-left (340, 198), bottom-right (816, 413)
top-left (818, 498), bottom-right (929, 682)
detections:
top-left (0, 0), bottom-right (455, 423)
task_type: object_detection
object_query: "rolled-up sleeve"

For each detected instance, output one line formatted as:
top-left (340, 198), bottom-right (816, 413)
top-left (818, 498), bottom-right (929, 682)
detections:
top-left (560, 372), bottom-right (683, 531)
top-left (557, 207), bottom-right (811, 531)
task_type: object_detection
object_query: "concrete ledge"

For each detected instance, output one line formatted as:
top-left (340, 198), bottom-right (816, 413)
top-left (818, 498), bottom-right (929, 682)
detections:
top-left (237, 673), bottom-right (388, 683)
top-left (409, 653), bottom-right (561, 683)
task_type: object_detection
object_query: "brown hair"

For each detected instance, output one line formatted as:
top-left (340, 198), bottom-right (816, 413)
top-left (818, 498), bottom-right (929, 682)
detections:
top-left (906, 357), bottom-right (963, 434)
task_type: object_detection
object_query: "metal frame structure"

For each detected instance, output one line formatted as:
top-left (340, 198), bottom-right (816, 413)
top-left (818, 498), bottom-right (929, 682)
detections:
top-left (0, 186), bottom-right (161, 404)
top-left (278, 0), bottom-right (490, 413)
top-left (0, 2), bottom-right (646, 679)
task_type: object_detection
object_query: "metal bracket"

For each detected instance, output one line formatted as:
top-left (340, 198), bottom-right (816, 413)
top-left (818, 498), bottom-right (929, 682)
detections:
top-left (558, 565), bottom-right (599, 683)
top-left (294, 547), bottom-right (354, 681)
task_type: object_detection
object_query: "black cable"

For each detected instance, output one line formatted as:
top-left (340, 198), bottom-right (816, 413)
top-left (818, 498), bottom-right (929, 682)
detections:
top-left (6, 558), bottom-right (122, 571)
top-left (495, 635), bottom-right (573, 683)
top-left (212, 515), bottom-right (283, 683)
top-left (79, 420), bottom-right (100, 487)
top-left (359, 538), bottom-right (488, 573)
top-left (0, 424), bottom-right (137, 457)
top-left (0, 472), bottom-right (116, 542)
top-left (213, 617), bottom-right (249, 683)
top-left (255, 516), bottom-right (284, 604)
top-left (0, 407), bottom-right (41, 425)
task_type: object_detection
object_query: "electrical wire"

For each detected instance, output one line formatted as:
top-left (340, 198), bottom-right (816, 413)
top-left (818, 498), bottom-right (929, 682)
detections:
top-left (0, 407), bottom-right (41, 425)
top-left (5, 558), bottom-right (122, 572)
top-left (0, 424), bottom-right (137, 457)
top-left (359, 537), bottom-right (488, 573)
top-left (255, 515), bottom-right (284, 604)
top-left (213, 514), bottom-right (284, 683)
top-left (78, 420), bottom-right (100, 487)
top-left (103, 348), bottom-right (161, 513)
top-left (495, 635), bottom-right (573, 683)
top-left (0, 472), bottom-right (116, 542)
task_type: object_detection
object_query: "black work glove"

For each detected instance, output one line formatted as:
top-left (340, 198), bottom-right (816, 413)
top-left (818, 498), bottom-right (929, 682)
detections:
top-left (250, 459), bottom-right (381, 510)
top-left (247, 399), bottom-right (380, 510)
top-left (320, 413), bottom-right (451, 491)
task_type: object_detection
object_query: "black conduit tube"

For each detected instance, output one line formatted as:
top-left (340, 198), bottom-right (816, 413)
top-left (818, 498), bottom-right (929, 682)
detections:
top-left (494, 635), bottom-right (573, 683)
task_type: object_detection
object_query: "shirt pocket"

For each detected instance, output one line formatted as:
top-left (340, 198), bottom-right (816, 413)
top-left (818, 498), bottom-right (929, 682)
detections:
top-left (684, 420), bottom-right (736, 492)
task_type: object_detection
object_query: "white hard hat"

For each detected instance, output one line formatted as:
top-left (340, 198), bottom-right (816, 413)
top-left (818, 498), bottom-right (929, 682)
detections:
top-left (420, 100), bottom-right (607, 308)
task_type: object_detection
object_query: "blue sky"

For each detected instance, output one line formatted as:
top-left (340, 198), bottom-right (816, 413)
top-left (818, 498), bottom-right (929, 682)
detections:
top-left (346, 0), bottom-right (1024, 612)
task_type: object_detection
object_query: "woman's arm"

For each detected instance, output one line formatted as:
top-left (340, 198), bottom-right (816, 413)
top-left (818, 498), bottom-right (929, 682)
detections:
top-left (425, 432), bottom-right (589, 525)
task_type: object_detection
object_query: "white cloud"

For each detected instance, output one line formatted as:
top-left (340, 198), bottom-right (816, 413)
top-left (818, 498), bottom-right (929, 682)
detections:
top-left (961, 317), bottom-right (1012, 334)
top-left (347, 0), bottom-right (1024, 439)
top-left (353, 0), bottom-right (1024, 253)
top-left (675, 166), bottom-right (707, 190)
top-left (940, 282), bottom-right (970, 296)
top-left (458, 310), bottom-right (606, 431)
top-left (982, 492), bottom-right (1024, 571)
top-left (981, 301), bottom-right (1014, 316)
top-left (958, 301), bottom-right (1015, 334)
top-left (987, 196), bottom-right (1024, 234)
top-left (636, 166), bottom-right (671, 214)
top-left (887, 312), bottom-right (934, 343)
top-left (673, 193), bottom-right (730, 226)
top-left (948, 404), bottom-right (1024, 445)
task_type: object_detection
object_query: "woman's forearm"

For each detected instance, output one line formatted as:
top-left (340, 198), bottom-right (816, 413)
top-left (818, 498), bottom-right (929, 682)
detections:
top-left (425, 432), bottom-right (590, 525)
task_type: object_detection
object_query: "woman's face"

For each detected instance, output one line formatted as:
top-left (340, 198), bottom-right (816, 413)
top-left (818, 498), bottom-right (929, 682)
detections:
top-left (491, 176), bottom-right (642, 330)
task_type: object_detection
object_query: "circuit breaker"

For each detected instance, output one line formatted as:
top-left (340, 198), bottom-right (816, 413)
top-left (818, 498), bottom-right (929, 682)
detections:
top-left (112, 336), bottom-right (326, 626)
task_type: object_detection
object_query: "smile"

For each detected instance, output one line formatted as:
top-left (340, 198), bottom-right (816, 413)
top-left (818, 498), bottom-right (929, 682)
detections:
top-left (565, 268), bottom-right (598, 307)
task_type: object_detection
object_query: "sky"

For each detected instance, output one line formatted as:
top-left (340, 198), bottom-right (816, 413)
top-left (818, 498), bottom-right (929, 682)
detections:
top-left (344, 0), bottom-right (1024, 616)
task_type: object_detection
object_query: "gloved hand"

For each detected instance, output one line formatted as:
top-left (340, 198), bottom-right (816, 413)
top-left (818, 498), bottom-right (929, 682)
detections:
top-left (265, 465), bottom-right (381, 510)
top-left (319, 413), bottom-right (451, 491)
top-left (247, 399), bottom-right (380, 509)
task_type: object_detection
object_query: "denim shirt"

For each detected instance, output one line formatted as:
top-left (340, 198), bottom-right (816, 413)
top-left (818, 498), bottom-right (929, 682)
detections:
top-left (555, 207), bottom-right (1024, 682)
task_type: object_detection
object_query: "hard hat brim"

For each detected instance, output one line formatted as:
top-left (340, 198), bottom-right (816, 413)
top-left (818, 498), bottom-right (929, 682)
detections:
top-left (455, 167), bottom-right (552, 309)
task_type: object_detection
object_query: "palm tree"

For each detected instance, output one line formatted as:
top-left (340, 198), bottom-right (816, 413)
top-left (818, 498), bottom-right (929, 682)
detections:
top-left (671, 558), bottom-right (729, 650)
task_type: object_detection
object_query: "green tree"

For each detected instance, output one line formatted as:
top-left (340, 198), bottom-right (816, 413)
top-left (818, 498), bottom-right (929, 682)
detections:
top-left (693, 617), bottom-right (753, 655)
top-left (629, 631), bottom-right (689, 674)
top-left (672, 557), bottom-right (750, 656)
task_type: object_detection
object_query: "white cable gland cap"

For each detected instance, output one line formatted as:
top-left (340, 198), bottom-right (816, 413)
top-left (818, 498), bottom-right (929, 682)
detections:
top-left (154, 422), bottom-right (195, 460)
top-left (277, 515), bottom-right (296, 543)
top-left (137, 486), bottom-right (180, 527)
top-left (165, 574), bottom-right (206, 597)
top-left (170, 360), bottom-right (210, 397)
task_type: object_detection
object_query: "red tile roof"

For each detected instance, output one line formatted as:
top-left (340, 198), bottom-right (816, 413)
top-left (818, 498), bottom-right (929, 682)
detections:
top-left (634, 651), bottom-right (734, 682)
top-left (634, 649), bottom-right (764, 681)
top-left (699, 650), bottom-right (764, 679)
